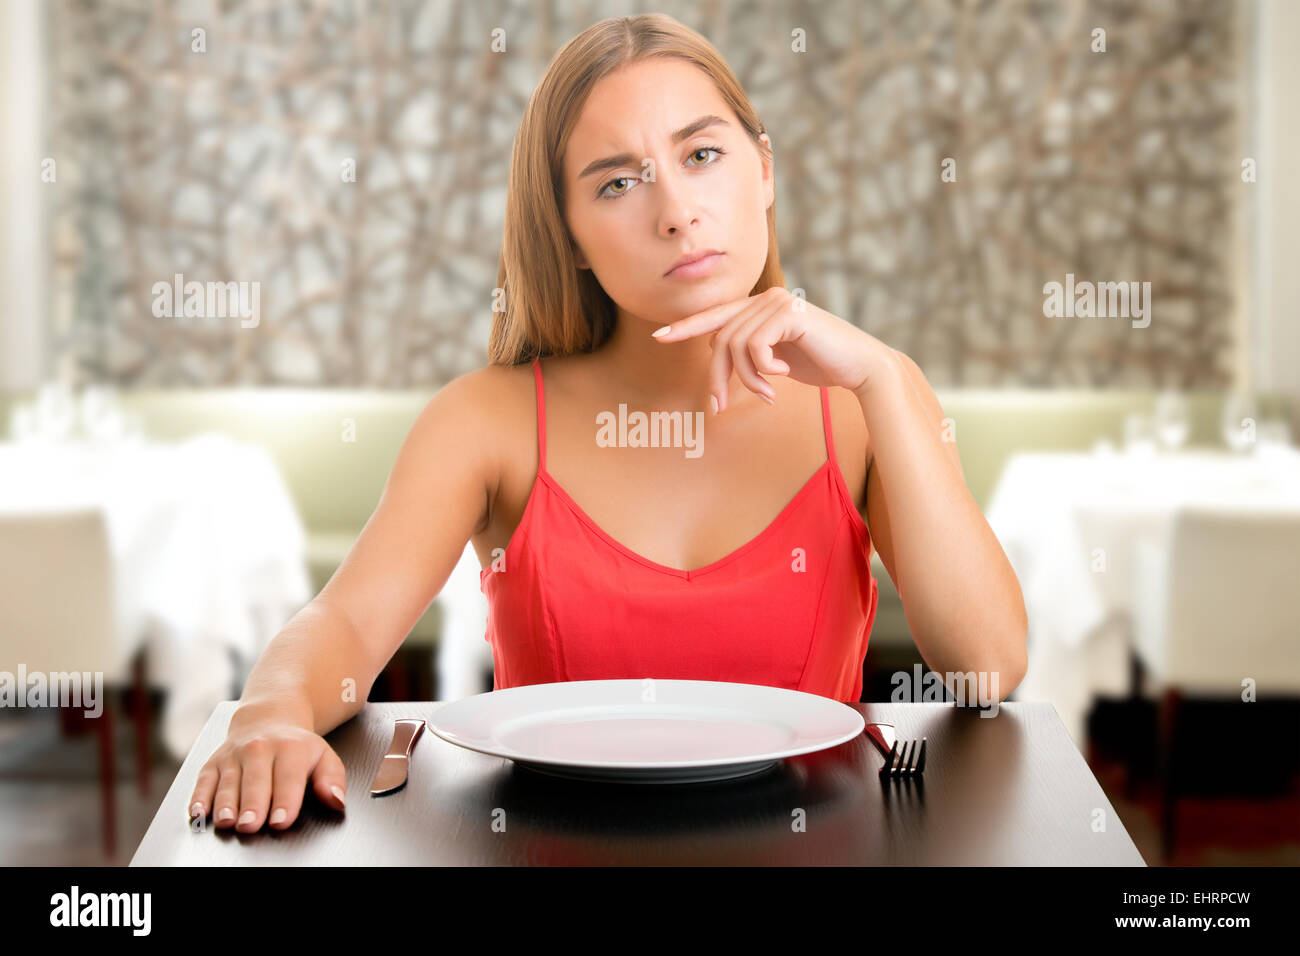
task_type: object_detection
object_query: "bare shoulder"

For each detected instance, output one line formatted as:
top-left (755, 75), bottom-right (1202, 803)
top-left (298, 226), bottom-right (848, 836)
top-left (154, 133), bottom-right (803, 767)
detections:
top-left (374, 362), bottom-right (535, 542)
top-left (434, 361), bottom-right (536, 425)
top-left (428, 353), bottom-right (591, 472)
top-left (414, 361), bottom-right (537, 477)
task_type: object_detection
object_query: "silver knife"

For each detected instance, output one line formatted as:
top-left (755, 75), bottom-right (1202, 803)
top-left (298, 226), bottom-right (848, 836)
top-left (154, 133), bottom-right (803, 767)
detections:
top-left (369, 719), bottom-right (426, 796)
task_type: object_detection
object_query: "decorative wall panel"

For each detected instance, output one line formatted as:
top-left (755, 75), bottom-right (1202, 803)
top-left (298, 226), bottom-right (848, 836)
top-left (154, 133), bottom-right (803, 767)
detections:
top-left (45, 0), bottom-right (1240, 386)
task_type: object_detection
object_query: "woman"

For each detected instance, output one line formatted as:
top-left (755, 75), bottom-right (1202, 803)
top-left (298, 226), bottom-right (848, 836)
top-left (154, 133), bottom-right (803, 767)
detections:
top-left (189, 13), bottom-right (1027, 834)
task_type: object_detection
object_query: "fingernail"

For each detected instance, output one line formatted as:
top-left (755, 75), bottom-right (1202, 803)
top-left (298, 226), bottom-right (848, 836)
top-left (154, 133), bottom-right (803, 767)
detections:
top-left (189, 802), bottom-right (204, 819)
top-left (759, 392), bottom-right (774, 405)
top-left (331, 785), bottom-right (346, 808)
top-left (238, 810), bottom-right (256, 827)
top-left (216, 807), bottom-right (234, 824)
top-left (709, 394), bottom-right (718, 414)
top-left (651, 325), bottom-right (672, 338)
top-left (269, 808), bottom-right (287, 826)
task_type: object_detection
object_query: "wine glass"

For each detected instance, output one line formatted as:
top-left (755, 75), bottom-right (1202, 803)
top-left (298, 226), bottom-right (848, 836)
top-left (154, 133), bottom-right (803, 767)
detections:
top-left (1153, 390), bottom-right (1190, 451)
top-left (79, 384), bottom-right (125, 442)
top-left (34, 381), bottom-right (77, 441)
top-left (1220, 392), bottom-right (1258, 454)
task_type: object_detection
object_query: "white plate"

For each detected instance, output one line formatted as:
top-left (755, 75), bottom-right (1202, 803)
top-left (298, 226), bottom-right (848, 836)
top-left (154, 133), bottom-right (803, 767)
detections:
top-left (427, 679), bottom-right (866, 783)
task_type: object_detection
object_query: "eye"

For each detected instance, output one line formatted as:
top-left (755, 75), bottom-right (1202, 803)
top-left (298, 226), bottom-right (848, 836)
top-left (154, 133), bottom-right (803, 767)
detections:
top-left (686, 145), bottom-right (726, 167)
top-left (597, 144), bottom-right (728, 200)
top-left (600, 176), bottom-right (635, 199)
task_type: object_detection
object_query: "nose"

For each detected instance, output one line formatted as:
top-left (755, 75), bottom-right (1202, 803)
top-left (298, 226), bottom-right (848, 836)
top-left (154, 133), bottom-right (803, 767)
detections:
top-left (655, 165), bottom-right (702, 238)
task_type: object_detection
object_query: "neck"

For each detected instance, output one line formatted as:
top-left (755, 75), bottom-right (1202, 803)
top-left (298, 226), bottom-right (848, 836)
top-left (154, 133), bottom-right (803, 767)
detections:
top-left (593, 305), bottom-right (751, 412)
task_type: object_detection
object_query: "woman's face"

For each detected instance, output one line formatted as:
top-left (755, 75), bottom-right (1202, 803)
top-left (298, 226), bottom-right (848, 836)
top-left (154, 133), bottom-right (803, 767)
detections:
top-left (561, 58), bottom-right (774, 327)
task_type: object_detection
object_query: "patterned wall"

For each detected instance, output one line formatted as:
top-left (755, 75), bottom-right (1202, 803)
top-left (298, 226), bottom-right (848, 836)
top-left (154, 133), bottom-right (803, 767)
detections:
top-left (46, 0), bottom-right (1241, 387)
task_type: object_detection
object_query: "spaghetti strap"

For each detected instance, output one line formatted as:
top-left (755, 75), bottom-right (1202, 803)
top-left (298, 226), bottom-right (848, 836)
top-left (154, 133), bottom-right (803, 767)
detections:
top-left (531, 357), bottom-right (547, 472)
top-left (819, 386), bottom-right (837, 467)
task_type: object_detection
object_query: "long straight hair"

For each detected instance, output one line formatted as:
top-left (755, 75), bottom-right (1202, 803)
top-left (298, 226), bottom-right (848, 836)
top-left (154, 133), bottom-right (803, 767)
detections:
top-left (487, 13), bottom-right (784, 366)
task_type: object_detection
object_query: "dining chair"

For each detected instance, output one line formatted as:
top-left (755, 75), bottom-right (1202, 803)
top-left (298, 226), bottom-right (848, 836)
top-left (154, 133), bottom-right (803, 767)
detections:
top-left (434, 541), bottom-right (494, 700)
top-left (1131, 505), bottom-right (1300, 861)
top-left (0, 507), bottom-right (147, 860)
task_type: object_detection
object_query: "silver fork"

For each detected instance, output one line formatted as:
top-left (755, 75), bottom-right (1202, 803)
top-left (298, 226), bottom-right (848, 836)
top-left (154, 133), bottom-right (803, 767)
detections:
top-left (864, 722), bottom-right (927, 777)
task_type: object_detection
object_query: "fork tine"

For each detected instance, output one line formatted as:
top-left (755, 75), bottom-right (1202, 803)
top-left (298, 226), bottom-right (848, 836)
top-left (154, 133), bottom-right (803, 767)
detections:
top-left (879, 738), bottom-right (929, 778)
top-left (879, 740), bottom-right (898, 776)
top-left (894, 739), bottom-right (910, 776)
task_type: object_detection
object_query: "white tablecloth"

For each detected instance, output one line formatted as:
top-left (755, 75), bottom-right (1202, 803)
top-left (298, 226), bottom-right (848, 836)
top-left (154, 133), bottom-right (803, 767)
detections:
top-left (985, 445), bottom-right (1300, 746)
top-left (0, 435), bottom-right (311, 759)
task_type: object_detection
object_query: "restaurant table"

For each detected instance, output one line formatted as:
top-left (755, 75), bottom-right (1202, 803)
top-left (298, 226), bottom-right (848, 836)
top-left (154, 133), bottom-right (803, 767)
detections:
top-left (131, 700), bottom-right (1147, 866)
top-left (985, 445), bottom-right (1300, 747)
top-left (0, 435), bottom-right (311, 760)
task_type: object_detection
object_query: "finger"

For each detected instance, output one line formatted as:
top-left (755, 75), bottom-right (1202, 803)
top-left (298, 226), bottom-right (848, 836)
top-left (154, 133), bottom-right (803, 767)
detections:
top-left (713, 294), bottom-right (787, 410)
top-left (234, 738), bottom-right (275, 832)
top-left (729, 303), bottom-right (788, 402)
top-left (652, 293), bottom-right (762, 342)
top-left (747, 310), bottom-right (796, 376)
top-left (188, 760), bottom-right (220, 823)
top-left (268, 748), bottom-right (311, 829)
top-left (712, 295), bottom-right (769, 408)
top-left (309, 742), bottom-right (348, 813)
top-left (212, 762), bottom-right (242, 829)
top-left (708, 335), bottom-right (731, 412)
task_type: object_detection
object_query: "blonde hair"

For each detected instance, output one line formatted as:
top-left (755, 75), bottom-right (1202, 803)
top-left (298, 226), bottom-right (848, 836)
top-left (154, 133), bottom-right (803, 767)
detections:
top-left (488, 13), bottom-right (784, 366)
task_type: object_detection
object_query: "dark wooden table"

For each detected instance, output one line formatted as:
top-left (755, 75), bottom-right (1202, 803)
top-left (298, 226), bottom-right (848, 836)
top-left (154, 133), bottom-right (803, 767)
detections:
top-left (131, 700), bottom-right (1147, 865)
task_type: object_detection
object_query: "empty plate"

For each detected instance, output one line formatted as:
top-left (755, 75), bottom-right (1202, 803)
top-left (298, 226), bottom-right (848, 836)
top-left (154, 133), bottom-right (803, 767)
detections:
top-left (427, 679), bottom-right (865, 783)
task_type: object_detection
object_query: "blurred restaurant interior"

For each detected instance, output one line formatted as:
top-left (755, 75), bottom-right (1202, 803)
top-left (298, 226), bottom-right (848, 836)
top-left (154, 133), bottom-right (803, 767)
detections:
top-left (1, 0), bottom-right (1297, 866)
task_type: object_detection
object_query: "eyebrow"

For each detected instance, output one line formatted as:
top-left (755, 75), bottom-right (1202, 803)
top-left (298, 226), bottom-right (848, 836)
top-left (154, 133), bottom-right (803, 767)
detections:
top-left (576, 114), bottom-right (732, 181)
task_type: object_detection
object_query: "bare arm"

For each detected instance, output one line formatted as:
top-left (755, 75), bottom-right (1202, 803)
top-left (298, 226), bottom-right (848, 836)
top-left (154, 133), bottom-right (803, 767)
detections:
top-left (192, 367), bottom-right (507, 832)
top-left (859, 349), bottom-right (1028, 700)
top-left (236, 367), bottom-right (503, 735)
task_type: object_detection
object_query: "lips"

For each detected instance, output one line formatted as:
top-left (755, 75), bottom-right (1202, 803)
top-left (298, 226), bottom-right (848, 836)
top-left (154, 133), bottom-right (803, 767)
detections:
top-left (665, 249), bottom-right (723, 276)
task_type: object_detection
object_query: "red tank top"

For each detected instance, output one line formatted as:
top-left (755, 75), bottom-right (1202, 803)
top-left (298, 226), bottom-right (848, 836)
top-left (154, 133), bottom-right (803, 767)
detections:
top-left (480, 357), bottom-right (880, 702)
